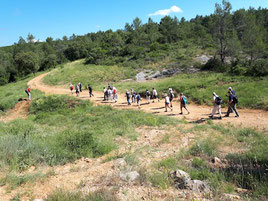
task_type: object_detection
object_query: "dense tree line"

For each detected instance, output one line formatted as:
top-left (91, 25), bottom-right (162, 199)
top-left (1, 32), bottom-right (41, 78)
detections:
top-left (0, 0), bottom-right (267, 85)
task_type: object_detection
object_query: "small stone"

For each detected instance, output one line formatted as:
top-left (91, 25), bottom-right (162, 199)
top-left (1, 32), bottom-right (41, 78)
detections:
top-left (223, 193), bottom-right (241, 200)
top-left (120, 171), bottom-right (140, 182)
top-left (187, 180), bottom-right (211, 194)
top-left (116, 158), bottom-right (126, 167)
top-left (236, 188), bottom-right (248, 193)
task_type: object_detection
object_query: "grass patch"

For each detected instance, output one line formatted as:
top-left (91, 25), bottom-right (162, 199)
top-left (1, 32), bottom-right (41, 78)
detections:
top-left (149, 171), bottom-right (170, 189)
top-left (0, 170), bottom-right (55, 190)
top-left (45, 188), bottom-right (117, 201)
top-left (0, 95), bottom-right (177, 171)
top-left (43, 60), bottom-right (136, 89)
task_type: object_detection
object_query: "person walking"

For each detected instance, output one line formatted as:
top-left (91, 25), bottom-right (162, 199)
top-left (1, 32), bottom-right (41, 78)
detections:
top-left (75, 84), bottom-right (80, 97)
top-left (179, 93), bottom-right (190, 115)
top-left (88, 84), bottom-right (94, 97)
top-left (113, 86), bottom-right (118, 103)
top-left (78, 82), bottom-right (83, 92)
top-left (209, 92), bottom-right (222, 119)
top-left (169, 88), bottom-right (175, 108)
top-left (103, 87), bottom-right (108, 101)
top-left (164, 94), bottom-right (172, 112)
top-left (25, 87), bottom-right (31, 100)
top-left (108, 88), bottom-right (112, 100)
top-left (152, 88), bottom-right (159, 103)
top-left (69, 83), bottom-right (74, 94)
top-left (146, 89), bottom-right (151, 104)
top-left (131, 89), bottom-right (136, 103)
top-left (225, 91), bottom-right (239, 117)
top-left (126, 90), bottom-right (131, 105)
top-left (228, 87), bottom-right (236, 97)
top-left (136, 93), bottom-right (141, 108)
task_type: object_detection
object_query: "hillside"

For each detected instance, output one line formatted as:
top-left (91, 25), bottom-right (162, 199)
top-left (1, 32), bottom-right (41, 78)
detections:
top-left (0, 1), bottom-right (268, 200)
top-left (0, 67), bottom-right (267, 200)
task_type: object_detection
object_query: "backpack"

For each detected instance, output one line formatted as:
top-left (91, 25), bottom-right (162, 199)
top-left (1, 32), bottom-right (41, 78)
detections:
top-left (215, 96), bottom-right (222, 105)
top-left (27, 88), bottom-right (31, 92)
top-left (233, 96), bottom-right (238, 104)
top-left (182, 96), bottom-right (187, 105)
top-left (146, 91), bottom-right (150, 96)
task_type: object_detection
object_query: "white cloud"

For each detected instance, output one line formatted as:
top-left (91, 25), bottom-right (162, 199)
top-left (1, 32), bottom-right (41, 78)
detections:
top-left (149, 5), bottom-right (183, 17)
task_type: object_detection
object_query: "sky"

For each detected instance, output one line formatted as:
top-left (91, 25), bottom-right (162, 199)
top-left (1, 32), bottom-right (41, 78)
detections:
top-left (0, 0), bottom-right (267, 47)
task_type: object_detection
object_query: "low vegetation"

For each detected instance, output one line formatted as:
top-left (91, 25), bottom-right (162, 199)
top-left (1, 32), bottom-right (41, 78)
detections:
top-left (43, 60), bottom-right (136, 87)
top-left (0, 95), bottom-right (176, 171)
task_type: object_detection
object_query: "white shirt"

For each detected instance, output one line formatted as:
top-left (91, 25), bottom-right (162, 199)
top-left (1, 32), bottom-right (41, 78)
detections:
top-left (165, 96), bottom-right (170, 103)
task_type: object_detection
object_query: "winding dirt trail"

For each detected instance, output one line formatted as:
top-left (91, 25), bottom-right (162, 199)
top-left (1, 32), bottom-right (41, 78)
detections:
top-left (28, 72), bottom-right (268, 132)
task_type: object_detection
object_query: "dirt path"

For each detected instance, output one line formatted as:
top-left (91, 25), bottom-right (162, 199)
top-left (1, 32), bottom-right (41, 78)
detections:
top-left (0, 100), bottom-right (30, 123)
top-left (27, 72), bottom-right (268, 132)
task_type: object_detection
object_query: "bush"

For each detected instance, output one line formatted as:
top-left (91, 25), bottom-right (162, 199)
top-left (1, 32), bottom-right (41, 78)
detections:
top-left (201, 58), bottom-right (227, 72)
top-left (45, 189), bottom-right (117, 201)
top-left (247, 59), bottom-right (268, 76)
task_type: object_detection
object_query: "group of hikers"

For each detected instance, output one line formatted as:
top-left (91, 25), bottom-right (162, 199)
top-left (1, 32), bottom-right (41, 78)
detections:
top-left (103, 84), bottom-right (118, 102)
top-left (123, 87), bottom-right (190, 114)
top-left (69, 82), bottom-right (94, 97)
top-left (209, 87), bottom-right (239, 119)
top-left (65, 82), bottom-right (239, 118)
top-left (26, 81), bottom-right (239, 119)
top-left (29, 81), bottom-right (234, 118)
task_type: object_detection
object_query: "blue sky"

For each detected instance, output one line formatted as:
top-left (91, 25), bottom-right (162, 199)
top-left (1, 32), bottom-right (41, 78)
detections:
top-left (0, 0), bottom-right (267, 47)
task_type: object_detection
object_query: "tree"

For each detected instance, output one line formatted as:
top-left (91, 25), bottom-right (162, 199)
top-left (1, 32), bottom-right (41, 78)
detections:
top-left (27, 33), bottom-right (35, 43)
top-left (40, 54), bottom-right (57, 70)
top-left (46, 37), bottom-right (53, 44)
top-left (14, 52), bottom-right (39, 76)
top-left (132, 17), bottom-right (142, 30)
top-left (213, 0), bottom-right (233, 63)
top-left (159, 16), bottom-right (179, 43)
top-left (242, 14), bottom-right (265, 64)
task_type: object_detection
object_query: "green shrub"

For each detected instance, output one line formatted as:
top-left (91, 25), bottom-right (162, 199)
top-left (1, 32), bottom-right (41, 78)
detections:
top-left (149, 171), bottom-right (170, 189)
top-left (45, 189), bottom-right (117, 201)
top-left (189, 139), bottom-right (218, 157)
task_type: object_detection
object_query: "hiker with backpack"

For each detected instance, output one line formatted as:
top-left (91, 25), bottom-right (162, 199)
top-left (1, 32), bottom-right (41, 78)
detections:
top-left (209, 92), bottom-right (222, 119)
top-left (164, 93), bottom-right (172, 112)
top-left (228, 87), bottom-right (236, 97)
top-left (169, 88), bottom-right (175, 108)
top-left (136, 93), bottom-right (141, 108)
top-left (88, 84), bottom-right (94, 97)
top-left (75, 84), bottom-right (80, 97)
top-left (146, 89), bottom-right (151, 104)
top-left (25, 87), bottom-right (31, 100)
top-left (179, 93), bottom-right (190, 115)
top-left (78, 82), bottom-right (83, 92)
top-left (225, 90), bottom-right (239, 117)
top-left (152, 88), bottom-right (159, 103)
top-left (131, 89), bottom-right (136, 103)
top-left (126, 90), bottom-right (131, 105)
top-left (69, 83), bottom-right (74, 94)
